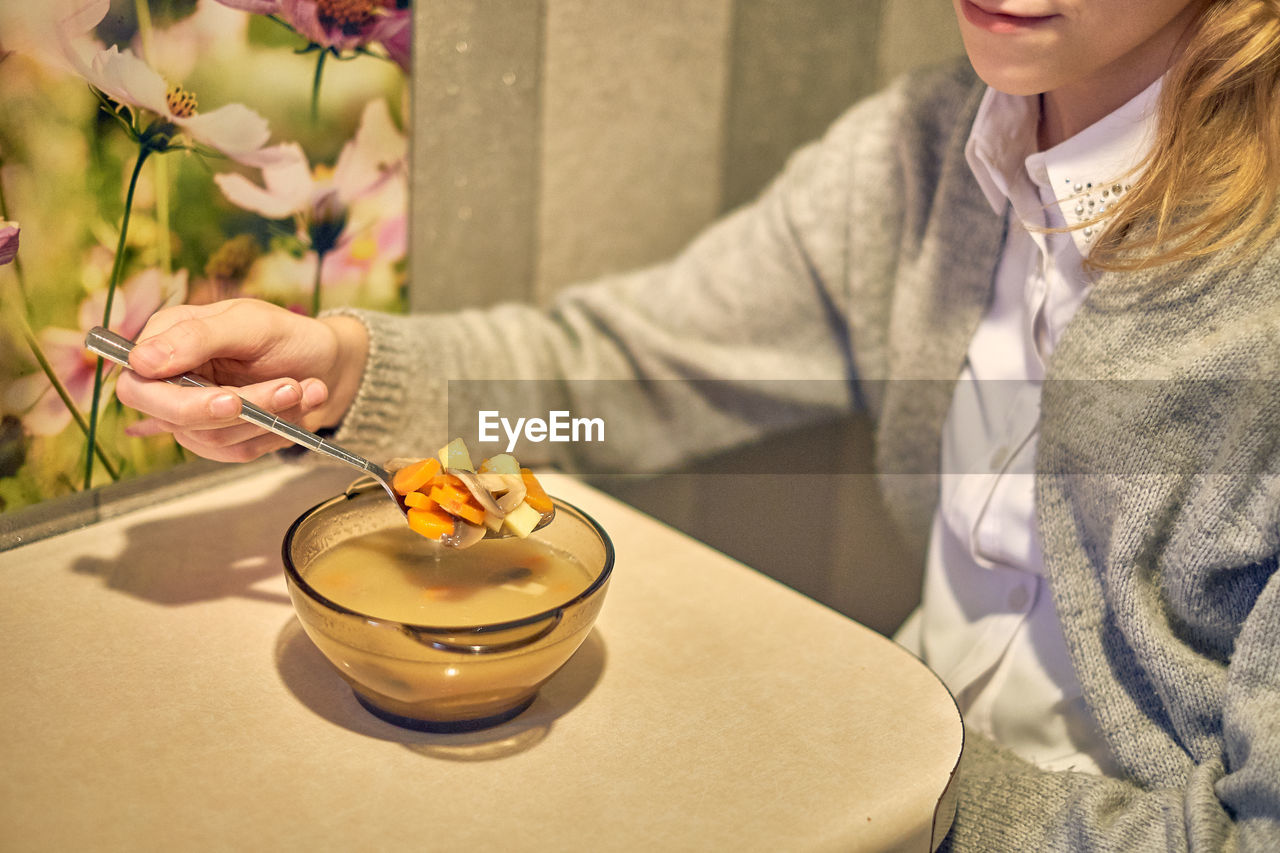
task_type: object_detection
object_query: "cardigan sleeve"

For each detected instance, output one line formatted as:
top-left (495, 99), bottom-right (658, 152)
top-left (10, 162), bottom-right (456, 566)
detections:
top-left (322, 76), bottom-right (921, 469)
top-left (324, 63), bottom-right (987, 472)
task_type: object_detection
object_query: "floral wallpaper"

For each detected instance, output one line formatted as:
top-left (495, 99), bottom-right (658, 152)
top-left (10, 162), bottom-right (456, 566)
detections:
top-left (0, 0), bottom-right (409, 515)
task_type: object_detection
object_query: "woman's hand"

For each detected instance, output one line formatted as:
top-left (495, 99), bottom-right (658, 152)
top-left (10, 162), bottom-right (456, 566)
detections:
top-left (114, 299), bottom-right (369, 462)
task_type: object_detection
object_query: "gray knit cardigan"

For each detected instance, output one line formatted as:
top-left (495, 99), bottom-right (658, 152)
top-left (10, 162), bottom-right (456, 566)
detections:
top-left (329, 61), bottom-right (1280, 851)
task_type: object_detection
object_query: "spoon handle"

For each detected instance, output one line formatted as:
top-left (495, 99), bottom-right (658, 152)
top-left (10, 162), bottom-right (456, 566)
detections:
top-left (84, 326), bottom-right (386, 478)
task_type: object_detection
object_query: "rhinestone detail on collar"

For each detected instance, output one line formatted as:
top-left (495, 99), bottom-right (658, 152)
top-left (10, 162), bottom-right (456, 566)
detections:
top-left (1064, 180), bottom-right (1132, 243)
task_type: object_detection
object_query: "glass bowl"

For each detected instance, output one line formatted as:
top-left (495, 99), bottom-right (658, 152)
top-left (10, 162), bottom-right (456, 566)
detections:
top-left (282, 481), bottom-right (613, 732)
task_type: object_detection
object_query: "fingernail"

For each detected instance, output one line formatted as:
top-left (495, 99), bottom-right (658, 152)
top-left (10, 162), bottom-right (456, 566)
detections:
top-left (300, 378), bottom-right (329, 408)
top-left (209, 393), bottom-right (240, 419)
top-left (272, 384), bottom-right (301, 409)
top-left (132, 340), bottom-right (172, 374)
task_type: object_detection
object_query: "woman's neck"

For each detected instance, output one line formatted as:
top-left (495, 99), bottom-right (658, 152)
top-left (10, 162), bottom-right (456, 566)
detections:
top-left (1036, 4), bottom-right (1202, 149)
top-left (1037, 67), bottom-right (1160, 150)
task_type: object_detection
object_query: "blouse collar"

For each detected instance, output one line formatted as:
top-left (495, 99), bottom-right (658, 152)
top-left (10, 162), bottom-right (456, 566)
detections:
top-left (965, 77), bottom-right (1164, 256)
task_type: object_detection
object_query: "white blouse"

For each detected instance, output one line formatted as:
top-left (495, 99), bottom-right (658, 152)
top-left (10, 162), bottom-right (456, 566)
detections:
top-left (894, 78), bottom-right (1163, 775)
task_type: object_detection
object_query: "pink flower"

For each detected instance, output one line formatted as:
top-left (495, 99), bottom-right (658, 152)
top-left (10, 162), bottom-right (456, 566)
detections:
top-left (0, 222), bottom-right (18, 265)
top-left (239, 215), bottom-right (403, 309)
top-left (5, 269), bottom-right (187, 435)
top-left (377, 4), bottom-right (410, 72)
top-left (216, 0), bottom-right (410, 62)
top-left (322, 211), bottom-right (405, 282)
top-left (215, 98), bottom-right (405, 247)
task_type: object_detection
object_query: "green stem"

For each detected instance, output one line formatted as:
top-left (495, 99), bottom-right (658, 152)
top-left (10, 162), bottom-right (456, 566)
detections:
top-left (154, 157), bottom-right (172, 273)
top-left (131, 2), bottom-right (172, 273)
top-left (0, 160), bottom-right (120, 479)
top-left (8, 251), bottom-right (28, 307)
top-left (22, 324), bottom-right (121, 480)
top-left (133, 0), bottom-right (155, 61)
top-left (85, 144), bottom-right (152, 490)
top-left (311, 49), bottom-right (328, 123)
top-left (311, 248), bottom-right (326, 316)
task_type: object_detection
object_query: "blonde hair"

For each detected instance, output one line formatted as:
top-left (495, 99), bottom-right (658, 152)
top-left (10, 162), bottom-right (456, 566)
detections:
top-left (1088, 0), bottom-right (1280, 271)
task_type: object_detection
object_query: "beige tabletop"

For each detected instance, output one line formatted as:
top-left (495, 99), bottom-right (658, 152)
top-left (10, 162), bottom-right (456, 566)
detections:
top-left (0, 463), bottom-right (961, 853)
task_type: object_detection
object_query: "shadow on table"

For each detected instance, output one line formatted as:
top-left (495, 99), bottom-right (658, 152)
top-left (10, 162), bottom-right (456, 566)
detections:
top-left (274, 617), bottom-right (607, 761)
top-left (66, 469), bottom-right (352, 607)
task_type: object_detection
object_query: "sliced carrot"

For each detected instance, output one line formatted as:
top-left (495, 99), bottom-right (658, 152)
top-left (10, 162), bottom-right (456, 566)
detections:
top-left (407, 506), bottom-right (455, 539)
top-left (418, 471), bottom-right (459, 495)
top-left (428, 482), bottom-right (471, 508)
top-left (437, 496), bottom-right (485, 526)
top-left (520, 468), bottom-right (553, 515)
top-left (403, 490), bottom-right (437, 510)
top-left (392, 457), bottom-right (442, 495)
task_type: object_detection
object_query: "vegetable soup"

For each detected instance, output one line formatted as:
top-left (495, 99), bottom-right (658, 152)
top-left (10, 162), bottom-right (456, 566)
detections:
top-left (304, 526), bottom-right (595, 625)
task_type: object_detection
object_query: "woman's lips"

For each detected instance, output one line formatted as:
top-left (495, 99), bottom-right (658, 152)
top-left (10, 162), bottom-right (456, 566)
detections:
top-left (961, 0), bottom-right (1059, 33)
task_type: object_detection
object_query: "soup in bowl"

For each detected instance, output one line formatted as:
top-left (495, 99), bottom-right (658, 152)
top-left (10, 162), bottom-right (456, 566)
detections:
top-left (283, 480), bottom-right (613, 732)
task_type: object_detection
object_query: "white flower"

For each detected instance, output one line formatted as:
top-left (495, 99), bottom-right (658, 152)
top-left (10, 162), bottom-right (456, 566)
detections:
top-left (88, 46), bottom-right (278, 163)
top-left (0, 0), bottom-right (108, 73)
top-left (132, 0), bottom-right (249, 84)
top-left (50, 1), bottom-right (282, 164)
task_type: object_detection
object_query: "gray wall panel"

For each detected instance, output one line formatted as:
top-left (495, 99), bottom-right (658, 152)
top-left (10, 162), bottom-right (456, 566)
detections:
top-left (411, 1), bottom-right (544, 310)
top-left (536, 0), bottom-right (733, 297)
top-left (721, 0), bottom-right (885, 211)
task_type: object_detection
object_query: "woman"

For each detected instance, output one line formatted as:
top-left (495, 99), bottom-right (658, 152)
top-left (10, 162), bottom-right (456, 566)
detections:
top-left (117, 0), bottom-right (1280, 848)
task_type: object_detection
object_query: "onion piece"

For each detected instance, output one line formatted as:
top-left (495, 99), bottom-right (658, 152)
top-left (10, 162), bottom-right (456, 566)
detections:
top-left (495, 474), bottom-right (527, 513)
top-left (447, 468), bottom-right (506, 519)
top-left (475, 472), bottom-right (509, 494)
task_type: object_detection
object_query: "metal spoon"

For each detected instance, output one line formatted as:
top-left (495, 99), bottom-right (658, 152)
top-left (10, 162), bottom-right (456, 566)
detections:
top-left (85, 326), bottom-right (552, 544)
